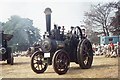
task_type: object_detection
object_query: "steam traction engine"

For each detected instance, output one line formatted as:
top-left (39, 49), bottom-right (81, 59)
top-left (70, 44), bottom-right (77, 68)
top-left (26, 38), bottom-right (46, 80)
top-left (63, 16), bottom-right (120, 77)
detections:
top-left (0, 31), bottom-right (14, 65)
top-left (31, 8), bottom-right (93, 75)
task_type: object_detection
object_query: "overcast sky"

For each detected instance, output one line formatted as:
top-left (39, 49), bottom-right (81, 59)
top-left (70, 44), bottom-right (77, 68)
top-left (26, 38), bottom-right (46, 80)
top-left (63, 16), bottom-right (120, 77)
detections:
top-left (0, 0), bottom-right (118, 34)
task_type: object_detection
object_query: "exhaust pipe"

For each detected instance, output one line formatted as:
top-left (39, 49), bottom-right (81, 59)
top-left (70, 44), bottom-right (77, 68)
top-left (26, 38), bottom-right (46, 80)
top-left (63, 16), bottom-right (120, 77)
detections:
top-left (44, 8), bottom-right (52, 34)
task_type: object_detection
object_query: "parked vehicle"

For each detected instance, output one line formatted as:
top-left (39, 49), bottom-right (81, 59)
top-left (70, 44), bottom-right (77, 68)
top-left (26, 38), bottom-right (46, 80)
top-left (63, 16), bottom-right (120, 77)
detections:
top-left (0, 31), bottom-right (14, 65)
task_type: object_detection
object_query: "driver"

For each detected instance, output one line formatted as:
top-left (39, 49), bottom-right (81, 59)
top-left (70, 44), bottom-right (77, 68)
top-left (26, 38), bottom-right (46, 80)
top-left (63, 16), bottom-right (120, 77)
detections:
top-left (82, 29), bottom-right (87, 38)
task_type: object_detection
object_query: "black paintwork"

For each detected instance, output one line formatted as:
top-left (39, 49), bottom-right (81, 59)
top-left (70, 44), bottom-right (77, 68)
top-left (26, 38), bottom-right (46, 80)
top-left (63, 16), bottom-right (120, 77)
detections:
top-left (0, 31), bottom-right (13, 61)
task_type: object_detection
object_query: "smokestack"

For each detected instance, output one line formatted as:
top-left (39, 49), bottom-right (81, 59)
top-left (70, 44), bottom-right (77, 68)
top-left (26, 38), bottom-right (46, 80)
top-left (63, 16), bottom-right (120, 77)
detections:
top-left (44, 8), bottom-right (52, 34)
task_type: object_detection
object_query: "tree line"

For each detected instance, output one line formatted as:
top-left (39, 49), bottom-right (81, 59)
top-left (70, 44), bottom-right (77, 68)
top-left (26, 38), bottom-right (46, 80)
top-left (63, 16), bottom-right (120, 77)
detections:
top-left (0, 15), bottom-right (41, 52)
top-left (83, 1), bottom-right (120, 44)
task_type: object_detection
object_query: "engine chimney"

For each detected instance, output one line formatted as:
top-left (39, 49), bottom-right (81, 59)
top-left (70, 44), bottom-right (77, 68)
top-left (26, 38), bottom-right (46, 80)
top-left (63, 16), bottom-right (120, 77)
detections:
top-left (44, 8), bottom-right (52, 34)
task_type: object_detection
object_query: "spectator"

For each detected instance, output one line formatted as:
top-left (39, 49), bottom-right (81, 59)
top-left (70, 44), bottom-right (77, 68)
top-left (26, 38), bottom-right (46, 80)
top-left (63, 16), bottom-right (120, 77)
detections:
top-left (108, 42), bottom-right (114, 52)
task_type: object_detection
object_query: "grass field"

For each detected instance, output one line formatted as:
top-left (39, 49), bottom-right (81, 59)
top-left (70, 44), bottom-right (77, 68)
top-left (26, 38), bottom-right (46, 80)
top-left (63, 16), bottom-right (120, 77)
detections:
top-left (0, 56), bottom-right (119, 78)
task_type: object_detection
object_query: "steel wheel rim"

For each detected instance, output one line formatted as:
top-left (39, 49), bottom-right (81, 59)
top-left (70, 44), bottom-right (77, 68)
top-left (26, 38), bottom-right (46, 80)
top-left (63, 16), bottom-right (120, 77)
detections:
top-left (55, 52), bottom-right (69, 72)
top-left (33, 53), bottom-right (46, 70)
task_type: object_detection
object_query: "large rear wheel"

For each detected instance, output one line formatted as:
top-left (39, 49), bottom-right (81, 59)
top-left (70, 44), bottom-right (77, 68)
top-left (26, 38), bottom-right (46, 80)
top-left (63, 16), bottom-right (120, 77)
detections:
top-left (31, 51), bottom-right (48, 74)
top-left (77, 39), bottom-right (93, 69)
top-left (52, 49), bottom-right (70, 75)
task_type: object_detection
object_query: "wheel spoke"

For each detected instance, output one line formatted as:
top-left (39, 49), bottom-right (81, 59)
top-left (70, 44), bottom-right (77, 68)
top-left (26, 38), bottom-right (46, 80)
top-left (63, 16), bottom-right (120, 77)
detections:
top-left (42, 63), bottom-right (45, 67)
top-left (41, 64), bottom-right (43, 69)
top-left (62, 54), bottom-right (66, 61)
top-left (37, 55), bottom-right (40, 60)
top-left (59, 53), bottom-right (63, 60)
top-left (35, 65), bottom-right (38, 69)
top-left (84, 57), bottom-right (88, 65)
top-left (33, 58), bottom-right (38, 61)
top-left (56, 60), bottom-right (61, 68)
top-left (37, 64), bottom-right (40, 70)
top-left (33, 61), bottom-right (38, 64)
top-left (83, 45), bottom-right (88, 53)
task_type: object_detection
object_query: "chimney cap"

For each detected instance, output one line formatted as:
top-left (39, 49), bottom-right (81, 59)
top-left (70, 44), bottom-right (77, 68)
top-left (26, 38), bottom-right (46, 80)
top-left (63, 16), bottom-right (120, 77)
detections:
top-left (44, 8), bottom-right (52, 15)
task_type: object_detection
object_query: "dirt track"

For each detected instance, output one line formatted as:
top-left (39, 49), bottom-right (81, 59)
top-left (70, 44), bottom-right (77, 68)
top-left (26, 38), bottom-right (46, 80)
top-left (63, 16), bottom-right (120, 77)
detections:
top-left (0, 56), bottom-right (119, 78)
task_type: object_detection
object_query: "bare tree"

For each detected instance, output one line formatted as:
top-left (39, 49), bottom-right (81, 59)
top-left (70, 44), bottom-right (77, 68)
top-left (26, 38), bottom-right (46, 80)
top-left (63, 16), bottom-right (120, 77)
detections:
top-left (110, 1), bottom-right (120, 35)
top-left (84, 2), bottom-right (116, 36)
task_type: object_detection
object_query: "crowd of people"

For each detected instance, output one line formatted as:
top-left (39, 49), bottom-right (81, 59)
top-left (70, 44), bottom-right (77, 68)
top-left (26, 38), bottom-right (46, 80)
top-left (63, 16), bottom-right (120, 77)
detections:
top-left (92, 42), bottom-right (120, 58)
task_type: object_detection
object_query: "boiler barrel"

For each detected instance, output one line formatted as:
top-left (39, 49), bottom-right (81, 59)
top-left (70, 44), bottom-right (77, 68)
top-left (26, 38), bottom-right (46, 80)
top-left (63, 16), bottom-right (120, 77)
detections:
top-left (41, 39), bottom-right (65, 52)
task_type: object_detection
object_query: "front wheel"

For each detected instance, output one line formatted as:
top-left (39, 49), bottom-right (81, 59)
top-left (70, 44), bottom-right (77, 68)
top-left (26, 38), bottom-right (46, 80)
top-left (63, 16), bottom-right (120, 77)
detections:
top-left (77, 39), bottom-right (93, 69)
top-left (52, 49), bottom-right (70, 75)
top-left (31, 51), bottom-right (48, 74)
